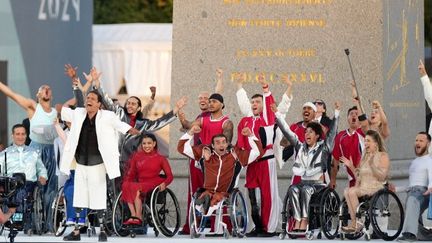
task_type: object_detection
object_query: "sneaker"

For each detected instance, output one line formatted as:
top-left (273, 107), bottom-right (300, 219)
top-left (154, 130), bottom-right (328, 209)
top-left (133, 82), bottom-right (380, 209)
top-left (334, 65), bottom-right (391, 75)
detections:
top-left (397, 232), bottom-right (417, 242)
top-left (98, 231), bottom-right (107, 242)
top-left (63, 231), bottom-right (81, 241)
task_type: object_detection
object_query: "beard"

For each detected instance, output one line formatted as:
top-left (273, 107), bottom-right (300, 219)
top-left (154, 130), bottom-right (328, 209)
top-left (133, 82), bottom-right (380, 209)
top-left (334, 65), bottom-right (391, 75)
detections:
top-left (415, 146), bottom-right (427, 156)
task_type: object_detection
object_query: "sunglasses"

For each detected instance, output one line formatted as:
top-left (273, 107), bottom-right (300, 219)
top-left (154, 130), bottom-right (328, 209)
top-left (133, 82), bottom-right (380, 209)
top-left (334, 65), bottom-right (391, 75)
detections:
top-left (314, 101), bottom-right (324, 105)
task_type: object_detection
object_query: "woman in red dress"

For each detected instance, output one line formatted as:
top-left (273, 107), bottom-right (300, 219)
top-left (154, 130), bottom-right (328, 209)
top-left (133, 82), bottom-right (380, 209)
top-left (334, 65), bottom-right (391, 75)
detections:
top-left (121, 133), bottom-right (173, 225)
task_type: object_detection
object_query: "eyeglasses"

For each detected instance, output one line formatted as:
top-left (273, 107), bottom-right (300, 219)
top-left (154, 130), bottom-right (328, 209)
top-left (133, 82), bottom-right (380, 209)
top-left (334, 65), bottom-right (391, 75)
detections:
top-left (314, 101), bottom-right (324, 105)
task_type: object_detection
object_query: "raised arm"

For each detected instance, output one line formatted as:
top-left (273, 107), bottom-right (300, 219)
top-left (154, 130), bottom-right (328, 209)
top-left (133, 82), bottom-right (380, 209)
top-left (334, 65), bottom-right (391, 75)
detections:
top-left (272, 104), bottom-right (299, 147)
top-left (0, 82), bottom-right (35, 116)
top-left (141, 86), bottom-right (156, 118)
top-left (419, 60), bottom-right (432, 109)
top-left (215, 68), bottom-right (224, 93)
top-left (177, 125), bottom-right (205, 160)
top-left (325, 102), bottom-right (340, 150)
top-left (259, 74), bottom-right (276, 125)
top-left (223, 120), bottom-right (234, 144)
top-left (234, 127), bottom-right (264, 166)
top-left (235, 73), bottom-right (253, 117)
top-left (277, 75), bottom-right (293, 117)
top-left (372, 100), bottom-right (390, 139)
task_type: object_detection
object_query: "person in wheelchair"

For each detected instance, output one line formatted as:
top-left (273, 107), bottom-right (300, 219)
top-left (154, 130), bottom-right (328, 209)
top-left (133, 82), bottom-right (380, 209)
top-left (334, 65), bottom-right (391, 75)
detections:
top-left (273, 102), bottom-right (339, 232)
top-left (341, 129), bottom-right (390, 233)
top-left (397, 132), bottom-right (432, 242)
top-left (0, 124), bottom-right (48, 234)
top-left (121, 133), bottom-right (173, 226)
top-left (178, 125), bottom-right (263, 215)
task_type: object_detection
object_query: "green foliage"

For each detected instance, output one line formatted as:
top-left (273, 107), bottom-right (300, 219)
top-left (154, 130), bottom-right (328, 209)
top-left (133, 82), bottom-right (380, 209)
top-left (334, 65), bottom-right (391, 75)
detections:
top-left (94, 0), bottom-right (173, 24)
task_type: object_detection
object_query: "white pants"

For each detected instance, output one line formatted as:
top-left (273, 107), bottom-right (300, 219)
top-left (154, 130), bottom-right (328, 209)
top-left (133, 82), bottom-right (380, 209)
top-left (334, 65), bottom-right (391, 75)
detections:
top-left (73, 163), bottom-right (107, 210)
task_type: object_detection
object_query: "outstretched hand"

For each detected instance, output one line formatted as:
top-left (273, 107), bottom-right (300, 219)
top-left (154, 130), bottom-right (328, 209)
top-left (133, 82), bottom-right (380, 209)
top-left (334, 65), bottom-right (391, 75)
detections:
top-left (216, 68), bottom-right (223, 80)
top-left (203, 146), bottom-right (212, 161)
top-left (334, 101), bottom-right (341, 111)
top-left (174, 96), bottom-right (188, 114)
top-left (64, 64), bottom-right (77, 79)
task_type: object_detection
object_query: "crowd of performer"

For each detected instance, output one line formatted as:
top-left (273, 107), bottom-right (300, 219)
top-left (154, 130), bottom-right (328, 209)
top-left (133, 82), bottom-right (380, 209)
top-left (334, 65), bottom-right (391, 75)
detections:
top-left (0, 60), bottom-right (431, 242)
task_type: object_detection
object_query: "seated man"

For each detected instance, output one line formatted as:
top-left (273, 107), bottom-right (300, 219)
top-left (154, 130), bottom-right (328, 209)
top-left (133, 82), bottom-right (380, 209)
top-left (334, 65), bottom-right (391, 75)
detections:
top-left (397, 132), bottom-right (432, 242)
top-left (0, 124), bottom-right (47, 234)
top-left (178, 125), bottom-right (263, 215)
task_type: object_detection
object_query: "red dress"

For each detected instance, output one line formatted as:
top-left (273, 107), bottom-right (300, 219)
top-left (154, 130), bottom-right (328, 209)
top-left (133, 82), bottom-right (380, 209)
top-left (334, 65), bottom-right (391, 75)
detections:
top-left (121, 150), bottom-right (173, 203)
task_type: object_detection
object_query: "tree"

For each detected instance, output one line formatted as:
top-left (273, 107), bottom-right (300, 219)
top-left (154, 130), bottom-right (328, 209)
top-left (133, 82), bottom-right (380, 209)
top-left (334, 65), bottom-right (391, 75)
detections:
top-left (94, 0), bottom-right (173, 24)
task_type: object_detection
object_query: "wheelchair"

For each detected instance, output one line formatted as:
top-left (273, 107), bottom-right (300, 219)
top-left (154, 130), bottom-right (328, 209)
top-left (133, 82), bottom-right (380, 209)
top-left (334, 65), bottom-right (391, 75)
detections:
top-left (279, 184), bottom-right (341, 240)
top-left (188, 188), bottom-right (248, 239)
top-left (338, 184), bottom-right (404, 241)
top-left (52, 178), bottom-right (117, 237)
top-left (112, 187), bottom-right (180, 238)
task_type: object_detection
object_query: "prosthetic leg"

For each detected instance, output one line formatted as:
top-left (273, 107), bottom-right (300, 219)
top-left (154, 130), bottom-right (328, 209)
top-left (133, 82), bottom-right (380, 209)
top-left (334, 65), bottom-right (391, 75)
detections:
top-left (97, 210), bottom-right (108, 242)
top-left (247, 188), bottom-right (263, 236)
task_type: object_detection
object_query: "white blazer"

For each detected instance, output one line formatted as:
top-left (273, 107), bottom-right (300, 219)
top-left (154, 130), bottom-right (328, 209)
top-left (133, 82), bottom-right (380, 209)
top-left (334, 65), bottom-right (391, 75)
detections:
top-left (60, 107), bottom-right (131, 179)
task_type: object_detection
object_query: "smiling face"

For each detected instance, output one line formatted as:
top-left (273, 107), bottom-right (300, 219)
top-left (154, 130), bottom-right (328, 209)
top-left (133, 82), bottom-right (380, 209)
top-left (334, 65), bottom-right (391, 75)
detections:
top-left (302, 106), bottom-right (315, 122)
top-left (125, 97), bottom-right (141, 116)
top-left (212, 136), bottom-right (228, 156)
top-left (36, 85), bottom-right (52, 102)
top-left (251, 96), bottom-right (263, 116)
top-left (85, 92), bottom-right (102, 114)
top-left (141, 137), bottom-right (157, 153)
top-left (364, 135), bottom-right (378, 153)
top-left (12, 127), bottom-right (26, 146)
top-left (414, 133), bottom-right (429, 156)
top-left (198, 92), bottom-right (210, 111)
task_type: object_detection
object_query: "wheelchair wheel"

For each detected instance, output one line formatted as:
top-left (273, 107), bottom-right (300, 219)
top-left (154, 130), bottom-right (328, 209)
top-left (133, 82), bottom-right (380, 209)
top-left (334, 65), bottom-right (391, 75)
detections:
top-left (369, 189), bottom-right (404, 241)
top-left (339, 199), bottom-right (364, 240)
top-left (188, 201), bottom-right (201, 238)
top-left (319, 188), bottom-right (340, 239)
top-left (52, 187), bottom-right (67, 237)
top-left (111, 192), bottom-right (131, 237)
top-left (417, 207), bottom-right (432, 240)
top-left (104, 181), bottom-right (116, 236)
top-left (150, 187), bottom-right (181, 237)
top-left (32, 186), bottom-right (44, 235)
top-left (229, 189), bottom-right (248, 238)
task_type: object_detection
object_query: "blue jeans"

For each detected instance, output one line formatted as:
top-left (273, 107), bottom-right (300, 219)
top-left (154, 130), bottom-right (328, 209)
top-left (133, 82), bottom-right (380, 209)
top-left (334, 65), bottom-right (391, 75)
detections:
top-left (64, 171), bottom-right (87, 220)
top-left (30, 141), bottom-right (58, 232)
top-left (402, 186), bottom-right (430, 236)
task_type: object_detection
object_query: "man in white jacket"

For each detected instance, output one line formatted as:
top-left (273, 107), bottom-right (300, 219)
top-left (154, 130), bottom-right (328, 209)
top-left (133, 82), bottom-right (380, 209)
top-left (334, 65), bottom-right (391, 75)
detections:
top-left (60, 90), bottom-right (139, 242)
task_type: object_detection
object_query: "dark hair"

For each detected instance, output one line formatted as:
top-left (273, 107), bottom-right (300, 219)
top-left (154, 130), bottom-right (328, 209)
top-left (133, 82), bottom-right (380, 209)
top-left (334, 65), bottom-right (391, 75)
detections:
top-left (251, 94), bottom-right (263, 100)
top-left (87, 90), bottom-right (103, 103)
top-left (365, 130), bottom-right (386, 152)
top-left (306, 122), bottom-right (323, 140)
top-left (211, 134), bottom-right (227, 144)
top-left (347, 106), bottom-right (358, 116)
top-left (418, 131), bottom-right (432, 142)
top-left (123, 96), bottom-right (143, 118)
top-left (138, 133), bottom-right (158, 150)
top-left (11, 124), bottom-right (26, 134)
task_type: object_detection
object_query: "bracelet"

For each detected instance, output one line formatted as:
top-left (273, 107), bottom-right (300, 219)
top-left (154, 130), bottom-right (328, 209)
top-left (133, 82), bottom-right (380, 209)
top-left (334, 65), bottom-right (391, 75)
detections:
top-left (358, 114), bottom-right (367, 121)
